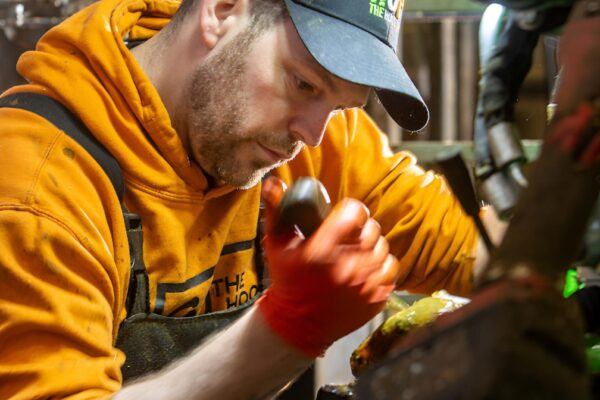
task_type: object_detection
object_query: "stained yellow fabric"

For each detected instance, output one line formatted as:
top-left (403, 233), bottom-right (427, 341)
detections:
top-left (0, 0), bottom-right (477, 397)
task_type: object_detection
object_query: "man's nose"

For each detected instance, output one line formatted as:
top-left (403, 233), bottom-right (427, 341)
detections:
top-left (289, 103), bottom-right (333, 147)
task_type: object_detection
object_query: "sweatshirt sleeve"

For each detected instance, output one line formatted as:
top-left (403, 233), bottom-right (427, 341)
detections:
top-left (0, 106), bottom-right (129, 399)
top-left (0, 208), bottom-right (125, 399)
top-left (274, 108), bottom-right (479, 296)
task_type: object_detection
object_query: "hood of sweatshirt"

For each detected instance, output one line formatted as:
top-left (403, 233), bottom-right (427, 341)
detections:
top-left (14, 0), bottom-right (233, 198)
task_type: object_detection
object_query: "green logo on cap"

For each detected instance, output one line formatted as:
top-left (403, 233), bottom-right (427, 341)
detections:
top-left (369, 0), bottom-right (403, 20)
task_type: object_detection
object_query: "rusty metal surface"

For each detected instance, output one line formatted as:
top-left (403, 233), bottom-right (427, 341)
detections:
top-left (357, 279), bottom-right (589, 400)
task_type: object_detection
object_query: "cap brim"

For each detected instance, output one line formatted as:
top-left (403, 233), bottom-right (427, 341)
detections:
top-left (284, 0), bottom-right (429, 132)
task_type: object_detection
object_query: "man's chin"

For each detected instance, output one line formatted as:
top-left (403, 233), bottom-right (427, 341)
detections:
top-left (220, 154), bottom-right (297, 189)
top-left (225, 165), bottom-right (276, 190)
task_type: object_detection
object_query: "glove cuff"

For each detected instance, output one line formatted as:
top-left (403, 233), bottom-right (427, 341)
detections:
top-left (257, 290), bottom-right (331, 358)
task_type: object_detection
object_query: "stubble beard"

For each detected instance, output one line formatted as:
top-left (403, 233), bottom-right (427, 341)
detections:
top-left (185, 28), bottom-right (302, 190)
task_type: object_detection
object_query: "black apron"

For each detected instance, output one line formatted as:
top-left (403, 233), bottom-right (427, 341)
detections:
top-left (115, 211), bottom-right (265, 381)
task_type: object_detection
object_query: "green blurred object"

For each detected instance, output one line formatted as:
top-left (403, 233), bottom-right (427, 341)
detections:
top-left (586, 335), bottom-right (600, 373)
top-left (563, 268), bottom-right (581, 298)
top-left (565, 272), bottom-right (600, 373)
top-left (385, 292), bottom-right (410, 313)
top-left (350, 292), bottom-right (465, 376)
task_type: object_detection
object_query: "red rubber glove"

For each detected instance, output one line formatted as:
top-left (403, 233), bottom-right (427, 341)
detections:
top-left (257, 177), bottom-right (400, 357)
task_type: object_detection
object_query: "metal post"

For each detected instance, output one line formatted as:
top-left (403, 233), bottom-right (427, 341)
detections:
top-left (459, 20), bottom-right (478, 140)
top-left (441, 17), bottom-right (458, 141)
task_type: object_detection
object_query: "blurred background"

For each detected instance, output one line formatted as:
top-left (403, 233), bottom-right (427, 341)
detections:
top-left (0, 0), bottom-right (91, 89)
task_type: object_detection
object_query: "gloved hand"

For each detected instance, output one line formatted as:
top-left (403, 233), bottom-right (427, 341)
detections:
top-left (257, 177), bottom-right (400, 357)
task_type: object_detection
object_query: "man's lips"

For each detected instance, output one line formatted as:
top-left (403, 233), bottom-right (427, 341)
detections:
top-left (258, 142), bottom-right (290, 162)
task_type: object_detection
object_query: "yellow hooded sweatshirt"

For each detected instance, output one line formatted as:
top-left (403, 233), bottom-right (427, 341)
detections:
top-left (0, 0), bottom-right (477, 397)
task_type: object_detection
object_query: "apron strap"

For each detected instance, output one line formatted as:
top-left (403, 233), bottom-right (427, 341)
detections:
top-left (0, 92), bottom-right (124, 202)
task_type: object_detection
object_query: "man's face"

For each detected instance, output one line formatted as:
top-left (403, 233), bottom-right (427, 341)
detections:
top-left (183, 17), bottom-right (369, 189)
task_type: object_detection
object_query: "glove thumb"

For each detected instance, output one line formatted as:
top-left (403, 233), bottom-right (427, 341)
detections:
top-left (261, 176), bottom-right (287, 237)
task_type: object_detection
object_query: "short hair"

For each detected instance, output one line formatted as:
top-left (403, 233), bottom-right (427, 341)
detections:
top-left (169, 0), bottom-right (288, 33)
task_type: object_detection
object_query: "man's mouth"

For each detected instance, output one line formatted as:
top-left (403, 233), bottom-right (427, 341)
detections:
top-left (257, 142), bottom-right (291, 163)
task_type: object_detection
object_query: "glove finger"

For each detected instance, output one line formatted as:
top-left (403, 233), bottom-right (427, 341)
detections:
top-left (329, 251), bottom-right (375, 285)
top-left (368, 284), bottom-right (396, 305)
top-left (356, 218), bottom-right (381, 250)
top-left (349, 237), bottom-right (390, 286)
top-left (330, 238), bottom-right (388, 286)
top-left (361, 253), bottom-right (399, 295)
top-left (378, 254), bottom-right (401, 287)
top-left (261, 176), bottom-right (287, 236)
top-left (307, 198), bottom-right (369, 259)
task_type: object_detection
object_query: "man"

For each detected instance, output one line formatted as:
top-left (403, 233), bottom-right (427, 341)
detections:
top-left (0, 0), bottom-right (486, 398)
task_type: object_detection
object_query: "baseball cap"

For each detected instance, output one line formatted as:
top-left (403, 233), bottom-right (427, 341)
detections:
top-left (283, 0), bottom-right (429, 132)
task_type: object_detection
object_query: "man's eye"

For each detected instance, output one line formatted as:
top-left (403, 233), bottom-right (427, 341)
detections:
top-left (296, 76), bottom-right (315, 93)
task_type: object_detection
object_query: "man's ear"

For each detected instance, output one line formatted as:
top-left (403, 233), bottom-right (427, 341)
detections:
top-left (199, 0), bottom-right (249, 49)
